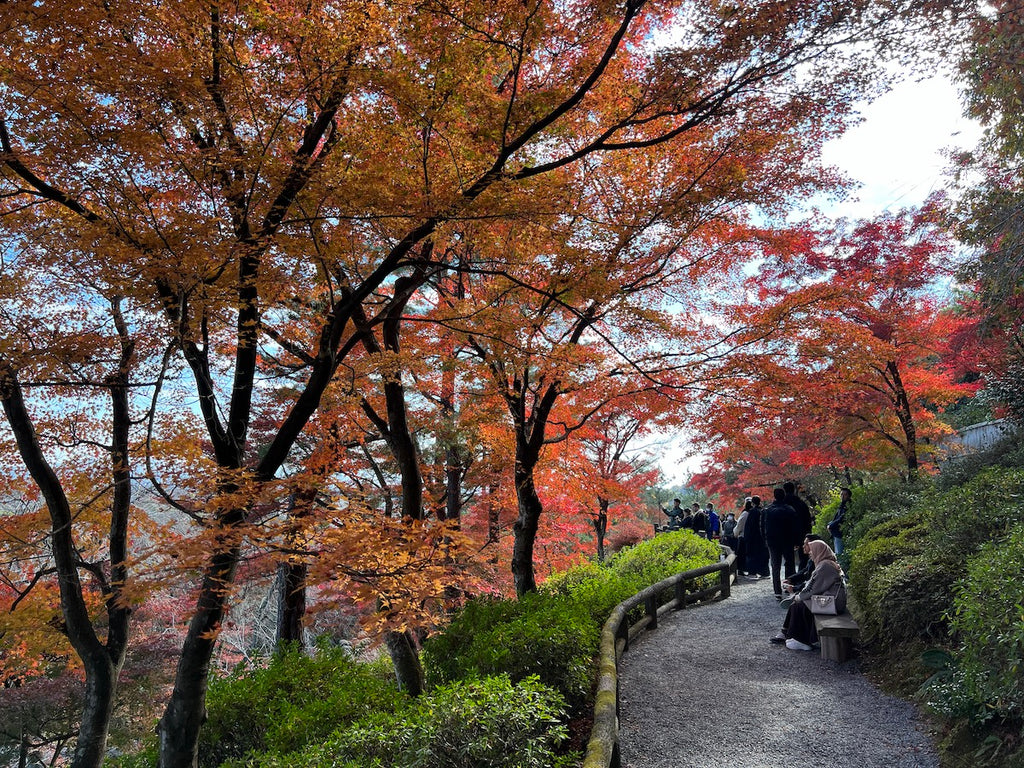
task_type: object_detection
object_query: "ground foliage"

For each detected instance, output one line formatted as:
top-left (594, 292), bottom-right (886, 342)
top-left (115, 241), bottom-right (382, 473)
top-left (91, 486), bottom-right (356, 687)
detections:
top-left (844, 449), bottom-right (1024, 767)
top-left (106, 530), bottom-right (718, 768)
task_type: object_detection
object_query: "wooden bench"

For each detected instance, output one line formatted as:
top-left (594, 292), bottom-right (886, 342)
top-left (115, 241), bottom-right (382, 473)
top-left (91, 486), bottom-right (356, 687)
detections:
top-left (813, 612), bottom-right (860, 662)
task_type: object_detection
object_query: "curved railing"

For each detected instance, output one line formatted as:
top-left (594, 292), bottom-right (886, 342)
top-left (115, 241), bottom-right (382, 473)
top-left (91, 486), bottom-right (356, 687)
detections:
top-left (582, 547), bottom-right (739, 768)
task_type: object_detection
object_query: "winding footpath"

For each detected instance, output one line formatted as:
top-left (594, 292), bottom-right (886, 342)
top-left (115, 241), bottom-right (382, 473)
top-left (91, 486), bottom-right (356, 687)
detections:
top-left (617, 575), bottom-right (940, 768)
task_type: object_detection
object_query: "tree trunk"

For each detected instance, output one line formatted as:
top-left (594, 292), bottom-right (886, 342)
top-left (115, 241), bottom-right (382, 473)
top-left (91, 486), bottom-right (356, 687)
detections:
top-left (71, 652), bottom-right (119, 768)
top-left (1, 359), bottom-right (132, 768)
top-left (887, 361), bottom-right (919, 475)
top-left (384, 630), bottom-right (424, 695)
top-left (487, 480), bottom-right (501, 547)
top-left (158, 536), bottom-right (243, 768)
top-left (594, 498), bottom-right (609, 562)
top-left (443, 443), bottom-right (463, 523)
top-left (512, 464), bottom-right (543, 596)
top-left (276, 561), bottom-right (307, 648)
top-left (439, 354), bottom-right (462, 523)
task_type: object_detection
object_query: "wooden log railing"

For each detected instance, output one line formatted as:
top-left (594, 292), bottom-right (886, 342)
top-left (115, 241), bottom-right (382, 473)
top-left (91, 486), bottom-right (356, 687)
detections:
top-left (582, 546), bottom-right (738, 768)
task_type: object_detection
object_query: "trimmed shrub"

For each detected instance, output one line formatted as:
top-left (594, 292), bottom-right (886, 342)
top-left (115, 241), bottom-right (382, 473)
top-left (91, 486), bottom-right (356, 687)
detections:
top-left (936, 434), bottom-right (1024, 491)
top-left (925, 467), bottom-right (1024, 559)
top-left (244, 675), bottom-right (571, 768)
top-left (422, 592), bottom-right (599, 715)
top-left (200, 643), bottom-right (405, 768)
top-left (606, 530), bottom-right (720, 590)
top-left (845, 477), bottom-right (928, 555)
top-left (541, 563), bottom-right (633, 625)
top-left (944, 524), bottom-right (1024, 726)
top-left (542, 531), bottom-right (720, 624)
top-left (858, 552), bottom-right (953, 646)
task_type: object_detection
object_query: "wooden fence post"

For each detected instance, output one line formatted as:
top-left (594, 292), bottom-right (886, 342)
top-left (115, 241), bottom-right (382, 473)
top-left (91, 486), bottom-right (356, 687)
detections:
top-left (674, 579), bottom-right (687, 609)
top-left (644, 594), bottom-right (658, 630)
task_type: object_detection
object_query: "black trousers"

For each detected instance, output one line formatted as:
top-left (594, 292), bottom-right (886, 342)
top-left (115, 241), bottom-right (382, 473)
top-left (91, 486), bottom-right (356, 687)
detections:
top-left (783, 600), bottom-right (818, 645)
top-left (768, 545), bottom-right (795, 596)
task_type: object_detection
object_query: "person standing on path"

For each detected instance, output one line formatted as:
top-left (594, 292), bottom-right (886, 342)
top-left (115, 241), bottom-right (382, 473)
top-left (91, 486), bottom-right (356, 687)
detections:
top-left (705, 502), bottom-right (720, 539)
top-left (663, 498), bottom-right (685, 530)
top-left (783, 481), bottom-right (812, 570)
top-left (690, 505), bottom-right (708, 538)
top-left (828, 487), bottom-right (852, 555)
top-left (743, 495), bottom-right (769, 578)
top-left (762, 487), bottom-right (800, 598)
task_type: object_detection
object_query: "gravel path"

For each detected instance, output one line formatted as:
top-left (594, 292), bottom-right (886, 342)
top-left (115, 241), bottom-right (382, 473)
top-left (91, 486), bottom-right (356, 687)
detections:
top-left (617, 574), bottom-right (939, 768)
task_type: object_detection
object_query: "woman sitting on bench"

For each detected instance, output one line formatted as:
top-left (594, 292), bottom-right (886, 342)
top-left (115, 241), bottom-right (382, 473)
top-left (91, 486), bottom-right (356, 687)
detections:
top-left (770, 540), bottom-right (847, 651)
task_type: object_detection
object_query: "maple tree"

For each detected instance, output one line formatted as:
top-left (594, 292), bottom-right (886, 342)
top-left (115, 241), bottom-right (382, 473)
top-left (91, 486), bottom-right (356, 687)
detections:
top-left (0, 1), bottom-right (973, 765)
top-left (696, 207), bottom-right (975, 494)
top-left (949, 0), bottom-right (1024, 423)
top-left (565, 401), bottom-right (663, 561)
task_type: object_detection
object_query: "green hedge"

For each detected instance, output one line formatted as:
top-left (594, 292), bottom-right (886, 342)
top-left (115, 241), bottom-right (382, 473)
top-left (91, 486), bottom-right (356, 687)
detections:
top-left (199, 644), bottom-right (404, 768)
top-left (849, 468), bottom-right (1024, 652)
top-left (422, 592), bottom-right (599, 717)
top-left (237, 675), bottom-right (573, 768)
top-left (847, 460), bottom-right (1024, 766)
top-left (424, 530), bottom-right (720, 719)
top-left (936, 523), bottom-right (1024, 727)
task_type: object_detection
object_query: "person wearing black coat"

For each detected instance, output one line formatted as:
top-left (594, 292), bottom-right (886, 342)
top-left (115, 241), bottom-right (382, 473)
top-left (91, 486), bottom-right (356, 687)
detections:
top-left (761, 487), bottom-right (800, 598)
top-left (827, 487), bottom-right (852, 555)
top-left (783, 481), bottom-right (812, 570)
top-left (743, 495), bottom-right (769, 578)
top-left (690, 506), bottom-right (708, 538)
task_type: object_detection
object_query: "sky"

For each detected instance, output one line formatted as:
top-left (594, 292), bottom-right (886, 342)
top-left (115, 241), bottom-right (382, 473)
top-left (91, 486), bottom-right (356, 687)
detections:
top-left (819, 75), bottom-right (984, 218)
top-left (655, 73), bottom-right (985, 489)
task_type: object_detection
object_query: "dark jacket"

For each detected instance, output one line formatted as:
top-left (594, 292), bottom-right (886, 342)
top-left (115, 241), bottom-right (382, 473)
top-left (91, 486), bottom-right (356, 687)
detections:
top-left (785, 492), bottom-right (812, 537)
top-left (828, 499), bottom-right (848, 539)
top-left (743, 504), bottom-right (769, 573)
top-left (761, 500), bottom-right (800, 549)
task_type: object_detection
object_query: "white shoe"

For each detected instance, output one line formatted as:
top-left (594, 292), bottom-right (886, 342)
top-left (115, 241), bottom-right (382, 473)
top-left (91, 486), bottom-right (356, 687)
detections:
top-left (785, 638), bottom-right (813, 651)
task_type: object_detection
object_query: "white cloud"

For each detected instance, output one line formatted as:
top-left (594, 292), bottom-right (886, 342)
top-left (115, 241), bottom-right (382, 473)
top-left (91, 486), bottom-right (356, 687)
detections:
top-left (820, 75), bottom-right (983, 217)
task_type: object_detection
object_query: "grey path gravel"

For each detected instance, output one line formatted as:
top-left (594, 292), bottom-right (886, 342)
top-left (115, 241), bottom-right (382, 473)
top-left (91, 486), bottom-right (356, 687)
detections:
top-left (617, 575), bottom-right (940, 768)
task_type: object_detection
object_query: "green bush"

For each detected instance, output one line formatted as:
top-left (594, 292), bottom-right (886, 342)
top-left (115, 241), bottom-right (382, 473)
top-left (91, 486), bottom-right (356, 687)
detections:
top-left (846, 485), bottom-right (961, 649)
top-left (848, 469), bottom-right (1024, 652)
top-left (944, 524), bottom-right (1024, 726)
top-left (858, 552), bottom-right (953, 647)
top-left (200, 643), bottom-right (405, 768)
top-left (926, 467), bottom-right (1024, 560)
top-left (245, 675), bottom-right (572, 768)
top-left (541, 563), bottom-right (633, 624)
top-left (606, 530), bottom-right (720, 591)
top-left (422, 592), bottom-right (598, 715)
top-left (936, 434), bottom-right (1024, 490)
top-left (845, 477), bottom-right (928, 555)
top-left (541, 531), bottom-right (720, 624)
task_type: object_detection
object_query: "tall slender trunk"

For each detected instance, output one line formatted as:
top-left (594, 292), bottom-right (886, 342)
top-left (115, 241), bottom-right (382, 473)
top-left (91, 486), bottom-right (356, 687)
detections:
top-left (887, 361), bottom-right (919, 475)
top-left (505, 376), bottom-right (561, 597)
top-left (356, 269), bottom-right (431, 692)
top-left (594, 498), bottom-right (609, 562)
top-left (486, 480), bottom-right (501, 561)
top-left (0, 297), bottom-right (134, 768)
top-left (439, 362), bottom-right (464, 524)
top-left (73, 652), bottom-right (119, 768)
top-left (275, 483), bottom-right (320, 648)
top-left (158, 531), bottom-right (243, 768)
top-left (384, 630), bottom-right (424, 696)
top-left (512, 462), bottom-right (543, 596)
